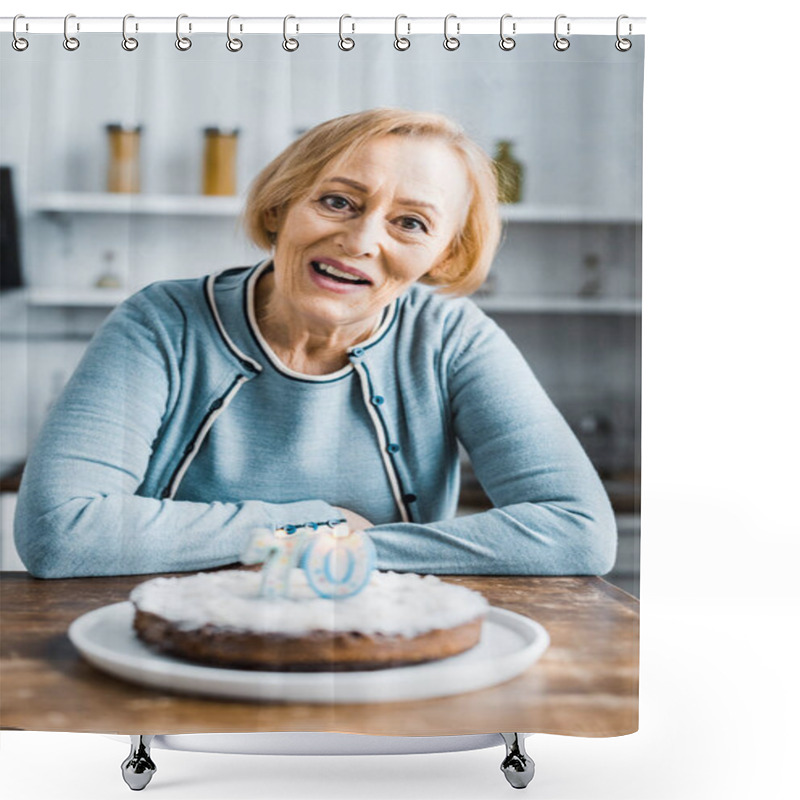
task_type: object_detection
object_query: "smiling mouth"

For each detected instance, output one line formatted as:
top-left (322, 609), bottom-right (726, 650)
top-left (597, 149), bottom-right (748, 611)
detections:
top-left (311, 261), bottom-right (372, 285)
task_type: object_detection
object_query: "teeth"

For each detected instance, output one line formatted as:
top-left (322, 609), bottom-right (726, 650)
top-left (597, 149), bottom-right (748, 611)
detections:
top-left (314, 261), bottom-right (365, 283)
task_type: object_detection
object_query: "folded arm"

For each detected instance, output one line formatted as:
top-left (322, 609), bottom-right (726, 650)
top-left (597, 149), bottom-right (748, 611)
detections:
top-left (368, 311), bottom-right (617, 575)
top-left (14, 290), bottom-right (336, 578)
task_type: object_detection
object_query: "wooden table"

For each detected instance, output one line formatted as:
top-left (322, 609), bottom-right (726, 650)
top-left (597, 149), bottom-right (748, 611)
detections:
top-left (0, 572), bottom-right (638, 737)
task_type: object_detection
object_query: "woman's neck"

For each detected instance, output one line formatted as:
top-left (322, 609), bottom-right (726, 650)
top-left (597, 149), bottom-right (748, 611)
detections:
top-left (254, 271), bottom-right (380, 375)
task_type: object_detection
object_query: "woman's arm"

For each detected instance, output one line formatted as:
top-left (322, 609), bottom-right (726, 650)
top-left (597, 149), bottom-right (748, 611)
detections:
top-left (14, 288), bottom-right (338, 579)
top-left (367, 310), bottom-right (617, 575)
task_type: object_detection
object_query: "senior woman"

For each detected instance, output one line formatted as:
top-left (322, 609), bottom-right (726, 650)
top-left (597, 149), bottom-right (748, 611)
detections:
top-left (14, 108), bottom-right (616, 579)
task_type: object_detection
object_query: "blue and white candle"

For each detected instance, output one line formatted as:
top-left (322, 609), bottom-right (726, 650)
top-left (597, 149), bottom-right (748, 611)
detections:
top-left (240, 518), bottom-right (375, 600)
top-left (303, 525), bottom-right (377, 599)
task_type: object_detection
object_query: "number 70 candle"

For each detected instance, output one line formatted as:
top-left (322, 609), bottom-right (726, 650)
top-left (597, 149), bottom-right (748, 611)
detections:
top-left (240, 519), bottom-right (376, 600)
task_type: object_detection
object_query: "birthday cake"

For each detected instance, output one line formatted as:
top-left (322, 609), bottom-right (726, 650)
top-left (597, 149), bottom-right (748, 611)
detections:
top-left (130, 569), bottom-right (489, 671)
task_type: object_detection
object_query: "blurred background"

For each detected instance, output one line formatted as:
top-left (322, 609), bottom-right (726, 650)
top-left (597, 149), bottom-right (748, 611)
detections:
top-left (0, 33), bottom-right (642, 593)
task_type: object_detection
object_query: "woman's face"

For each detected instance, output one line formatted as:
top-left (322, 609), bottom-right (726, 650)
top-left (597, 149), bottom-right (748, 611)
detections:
top-left (266, 135), bottom-right (470, 331)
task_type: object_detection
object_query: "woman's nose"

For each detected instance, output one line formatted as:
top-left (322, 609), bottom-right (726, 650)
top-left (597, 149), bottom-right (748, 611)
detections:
top-left (337, 212), bottom-right (384, 258)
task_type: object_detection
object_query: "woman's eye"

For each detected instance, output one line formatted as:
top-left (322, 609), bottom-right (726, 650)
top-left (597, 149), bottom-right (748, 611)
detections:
top-left (320, 194), bottom-right (352, 211)
top-left (398, 216), bottom-right (427, 233)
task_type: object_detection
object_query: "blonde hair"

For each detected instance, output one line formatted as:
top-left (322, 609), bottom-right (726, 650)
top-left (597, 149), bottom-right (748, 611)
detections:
top-left (243, 108), bottom-right (501, 296)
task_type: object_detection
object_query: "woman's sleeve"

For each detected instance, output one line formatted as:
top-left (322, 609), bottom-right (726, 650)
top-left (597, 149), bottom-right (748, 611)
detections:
top-left (367, 310), bottom-right (617, 575)
top-left (13, 289), bottom-right (338, 579)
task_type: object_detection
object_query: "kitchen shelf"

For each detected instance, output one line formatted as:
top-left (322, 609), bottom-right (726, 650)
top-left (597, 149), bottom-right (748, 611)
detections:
top-left (30, 193), bottom-right (640, 224)
top-left (26, 288), bottom-right (129, 307)
top-left (31, 193), bottom-right (244, 216)
top-left (475, 295), bottom-right (641, 314)
top-left (25, 196), bottom-right (641, 313)
top-left (500, 204), bottom-right (641, 224)
top-left (25, 287), bottom-right (641, 314)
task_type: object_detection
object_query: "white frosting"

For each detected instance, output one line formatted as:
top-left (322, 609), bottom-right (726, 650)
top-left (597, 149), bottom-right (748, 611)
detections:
top-left (130, 570), bottom-right (488, 638)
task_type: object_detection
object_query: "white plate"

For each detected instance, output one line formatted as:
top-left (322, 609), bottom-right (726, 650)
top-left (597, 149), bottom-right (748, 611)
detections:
top-left (68, 602), bottom-right (549, 704)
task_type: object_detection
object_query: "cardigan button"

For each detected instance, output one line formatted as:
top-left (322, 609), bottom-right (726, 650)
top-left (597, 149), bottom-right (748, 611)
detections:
top-left (387, 443), bottom-right (400, 454)
top-left (403, 493), bottom-right (417, 503)
top-left (371, 395), bottom-right (384, 406)
top-left (350, 347), bottom-right (365, 358)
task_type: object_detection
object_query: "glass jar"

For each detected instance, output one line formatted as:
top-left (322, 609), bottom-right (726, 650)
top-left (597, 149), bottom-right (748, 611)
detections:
top-left (202, 128), bottom-right (239, 196)
top-left (493, 140), bottom-right (523, 204)
top-left (106, 124), bottom-right (142, 193)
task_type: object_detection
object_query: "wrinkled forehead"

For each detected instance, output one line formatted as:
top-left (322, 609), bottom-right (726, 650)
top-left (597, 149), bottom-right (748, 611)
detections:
top-left (312, 134), bottom-right (471, 209)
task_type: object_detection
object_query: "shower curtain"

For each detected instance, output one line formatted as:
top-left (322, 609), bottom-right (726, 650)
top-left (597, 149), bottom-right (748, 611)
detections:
top-left (0, 18), bottom-right (643, 739)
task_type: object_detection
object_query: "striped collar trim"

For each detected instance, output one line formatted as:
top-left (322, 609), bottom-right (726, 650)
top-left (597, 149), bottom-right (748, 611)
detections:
top-left (205, 270), bottom-right (263, 374)
top-left (243, 259), bottom-right (399, 383)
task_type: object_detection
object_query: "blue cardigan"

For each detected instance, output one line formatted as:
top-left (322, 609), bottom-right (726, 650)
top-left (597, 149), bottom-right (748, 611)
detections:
top-left (14, 262), bottom-right (617, 578)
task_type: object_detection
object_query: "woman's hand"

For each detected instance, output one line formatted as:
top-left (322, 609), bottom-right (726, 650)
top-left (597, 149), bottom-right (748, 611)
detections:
top-left (334, 507), bottom-right (374, 532)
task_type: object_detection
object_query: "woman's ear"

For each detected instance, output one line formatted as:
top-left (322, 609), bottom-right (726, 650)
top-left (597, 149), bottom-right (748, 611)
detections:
top-left (264, 208), bottom-right (281, 247)
top-left (264, 208), bottom-right (279, 234)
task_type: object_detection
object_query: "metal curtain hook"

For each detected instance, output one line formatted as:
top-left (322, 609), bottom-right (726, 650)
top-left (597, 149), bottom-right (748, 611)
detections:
top-left (394, 14), bottom-right (410, 51)
top-left (339, 15), bottom-right (355, 51)
top-left (122, 14), bottom-right (139, 51)
top-left (63, 13), bottom-right (80, 51)
top-left (443, 14), bottom-right (460, 51)
top-left (12, 15), bottom-right (29, 51)
top-left (282, 15), bottom-right (299, 51)
top-left (499, 14), bottom-right (516, 51)
top-left (226, 15), bottom-right (243, 51)
top-left (553, 14), bottom-right (570, 51)
top-left (615, 14), bottom-right (632, 51)
top-left (175, 14), bottom-right (192, 51)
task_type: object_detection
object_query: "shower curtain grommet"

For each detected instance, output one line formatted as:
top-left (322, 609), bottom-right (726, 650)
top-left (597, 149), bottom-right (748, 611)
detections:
top-left (282, 15), bottom-right (299, 52)
top-left (394, 15), bottom-right (411, 51)
top-left (175, 14), bottom-right (192, 51)
top-left (11, 15), bottom-right (29, 51)
top-left (499, 14), bottom-right (516, 51)
top-left (554, 14), bottom-right (571, 51)
top-left (63, 14), bottom-right (80, 51)
top-left (443, 14), bottom-right (461, 51)
top-left (338, 15), bottom-right (355, 51)
top-left (226, 15), bottom-right (243, 52)
top-left (121, 15), bottom-right (139, 52)
top-left (615, 15), bottom-right (633, 51)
